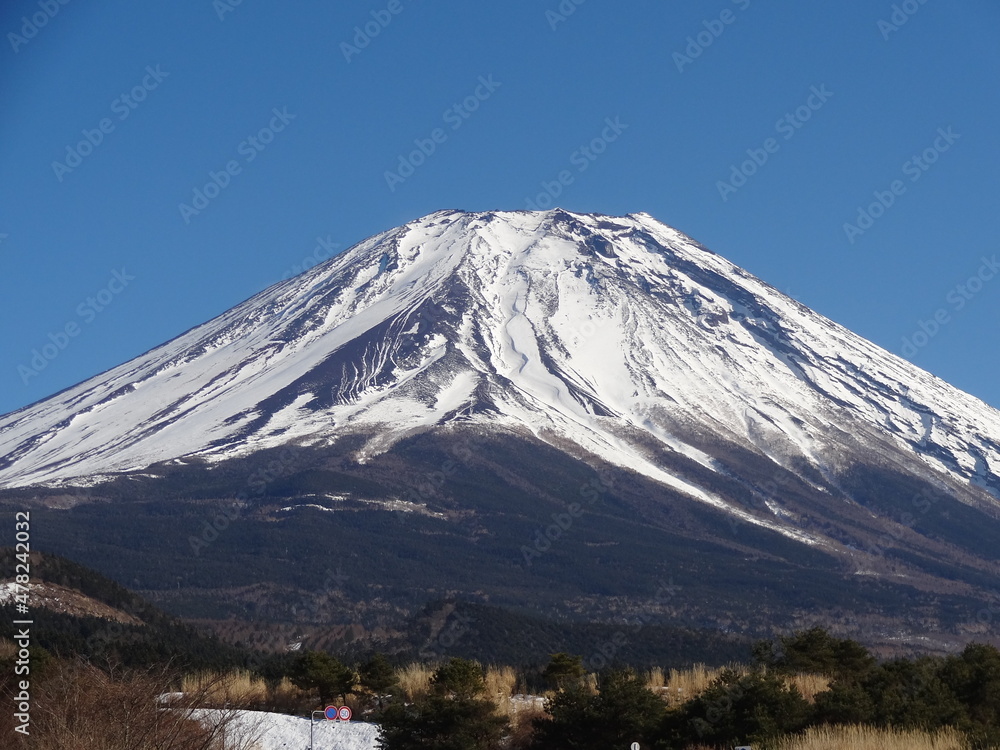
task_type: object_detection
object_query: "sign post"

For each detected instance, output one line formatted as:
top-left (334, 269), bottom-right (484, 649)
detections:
top-left (309, 710), bottom-right (325, 750)
top-left (309, 705), bottom-right (351, 749)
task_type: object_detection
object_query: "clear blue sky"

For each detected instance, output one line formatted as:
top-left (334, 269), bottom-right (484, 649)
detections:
top-left (2, 0), bottom-right (999, 416)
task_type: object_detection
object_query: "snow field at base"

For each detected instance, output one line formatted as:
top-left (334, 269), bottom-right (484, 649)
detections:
top-left (193, 709), bottom-right (379, 750)
top-left (1, 209), bottom-right (998, 526)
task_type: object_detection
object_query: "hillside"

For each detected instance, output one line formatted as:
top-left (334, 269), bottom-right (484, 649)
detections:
top-left (0, 548), bottom-right (252, 671)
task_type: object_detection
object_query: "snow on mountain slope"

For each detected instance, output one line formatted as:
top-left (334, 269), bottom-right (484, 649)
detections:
top-left (2, 209), bottom-right (999, 538)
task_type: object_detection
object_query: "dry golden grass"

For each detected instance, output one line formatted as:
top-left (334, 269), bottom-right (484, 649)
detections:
top-left (645, 664), bottom-right (829, 706)
top-left (788, 673), bottom-right (830, 703)
top-left (396, 663), bottom-right (518, 709)
top-left (181, 669), bottom-right (263, 705)
top-left (772, 724), bottom-right (967, 750)
top-left (0, 638), bottom-right (17, 660)
top-left (656, 663), bottom-right (750, 706)
top-left (395, 662), bottom-right (434, 702)
top-left (5, 660), bottom-right (265, 750)
top-left (485, 664), bottom-right (517, 696)
top-left (485, 664), bottom-right (518, 714)
top-left (645, 666), bottom-right (666, 689)
top-left (180, 670), bottom-right (304, 708)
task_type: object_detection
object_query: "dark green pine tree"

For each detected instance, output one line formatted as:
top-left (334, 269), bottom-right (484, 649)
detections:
top-left (662, 669), bottom-right (812, 748)
top-left (288, 650), bottom-right (355, 706)
top-left (378, 658), bottom-right (508, 750)
top-left (531, 669), bottom-right (666, 750)
top-left (541, 652), bottom-right (585, 691)
top-left (360, 653), bottom-right (398, 709)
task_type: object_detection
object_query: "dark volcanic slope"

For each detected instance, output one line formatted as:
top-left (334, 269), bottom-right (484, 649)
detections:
top-left (2, 209), bottom-right (999, 651)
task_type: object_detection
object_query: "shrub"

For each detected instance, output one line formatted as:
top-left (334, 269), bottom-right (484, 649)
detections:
top-left (531, 669), bottom-right (666, 750)
top-left (379, 658), bottom-right (508, 750)
top-left (288, 650), bottom-right (355, 706)
top-left (664, 668), bottom-right (812, 748)
top-left (754, 628), bottom-right (875, 679)
top-left (0, 658), bottom-right (263, 749)
top-left (542, 652), bottom-right (585, 691)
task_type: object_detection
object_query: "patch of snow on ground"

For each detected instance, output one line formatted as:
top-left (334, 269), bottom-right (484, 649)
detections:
top-left (194, 709), bottom-right (379, 750)
top-left (0, 581), bottom-right (24, 604)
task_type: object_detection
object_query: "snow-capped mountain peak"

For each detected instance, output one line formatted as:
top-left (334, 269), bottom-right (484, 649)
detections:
top-left (2, 209), bottom-right (999, 548)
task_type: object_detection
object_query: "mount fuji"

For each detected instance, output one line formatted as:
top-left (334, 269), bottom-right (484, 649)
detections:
top-left (3, 209), bottom-right (999, 650)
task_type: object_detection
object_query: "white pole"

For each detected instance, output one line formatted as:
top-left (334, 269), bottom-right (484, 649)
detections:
top-left (310, 710), bottom-right (324, 750)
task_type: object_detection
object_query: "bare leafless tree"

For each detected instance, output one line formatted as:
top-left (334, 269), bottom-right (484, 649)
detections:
top-left (0, 659), bottom-right (264, 750)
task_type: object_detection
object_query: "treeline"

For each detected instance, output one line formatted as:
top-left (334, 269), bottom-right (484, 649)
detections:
top-left (0, 547), bottom-right (162, 619)
top-left (0, 605), bottom-right (251, 673)
top-left (0, 548), bottom-right (254, 672)
top-left (368, 628), bottom-right (1000, 749)
top-left (5, 628), bottom-right (1000, 749)
top-left (389, 599), bottom-right (753, 669)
